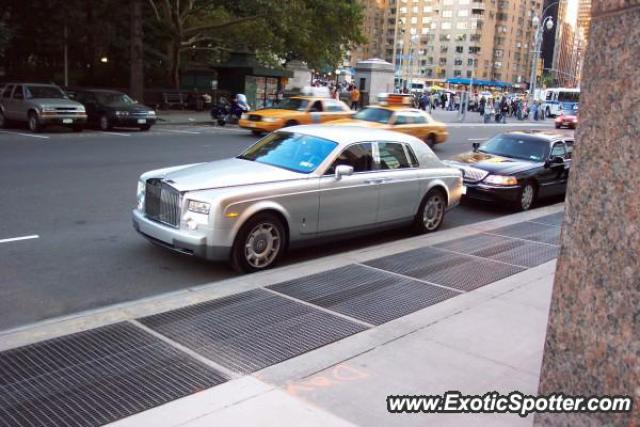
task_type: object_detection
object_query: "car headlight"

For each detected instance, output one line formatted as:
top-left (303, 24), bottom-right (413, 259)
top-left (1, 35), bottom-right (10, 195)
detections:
top-left (187, 200), bottom-right (210, 215)
top-left (262, 117), bottom-right (279, 123)
top-left (483, 175), bottom-right (518, 186)
top-left (241, 113), bottom-right (249, 120)
top-left (115, 111), bottom-right (129, 116)
top-left (136, 180), bottom-right (145, 210)
top-left (147, 110), bottom-right (156, 116)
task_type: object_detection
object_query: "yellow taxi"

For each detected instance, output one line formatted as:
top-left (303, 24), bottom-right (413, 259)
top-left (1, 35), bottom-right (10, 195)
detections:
top-left (238, 96), bottom-right (353, 135)
top-left (325, 94), bottom-right (448, 148)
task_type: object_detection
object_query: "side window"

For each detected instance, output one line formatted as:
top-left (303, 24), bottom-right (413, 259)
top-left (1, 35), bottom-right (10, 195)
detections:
top-left (394, 114), bottom-right (410, 125)
top-left (324, 100), bottom-right (346, 112)
top-left (309, 100), bottom-right (323, 112)
top-left (378, 142), bottom-right (411, 170)
top-left (2, 85), bottom-right (13, 98)
top-left (551, 142), bottom-right (566, 157)
top-left (564, 140), bottom-right (574, 159)
top-left (413, 114), bottom-right (427, 124)
top-left (406, 145), bottom-right (420, 167)
top-left (12, 85), bottom-right (23, 99)
top-left (326, 143), bottom-right (373, 174)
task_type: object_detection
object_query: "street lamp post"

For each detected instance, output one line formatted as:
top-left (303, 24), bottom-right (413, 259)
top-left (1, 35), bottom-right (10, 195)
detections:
top-left (528, 0), bottom-right (562, 104)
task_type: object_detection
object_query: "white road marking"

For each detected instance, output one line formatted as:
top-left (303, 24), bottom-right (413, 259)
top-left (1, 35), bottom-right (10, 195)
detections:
top-left (156, 128), bottom-right (200, 134)
top-left (468, 138), bottom-right (488, 141)
top-left (0, 235), bottom-right (39, 244)
top-left (100, 131), bottom-right (131, 137)
top-left (0, 130), bottom-right (49, 139)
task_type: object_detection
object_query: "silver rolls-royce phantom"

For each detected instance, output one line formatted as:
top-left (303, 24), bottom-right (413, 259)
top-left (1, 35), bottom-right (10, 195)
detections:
top-left (132, 125), bottom-right (464, 272)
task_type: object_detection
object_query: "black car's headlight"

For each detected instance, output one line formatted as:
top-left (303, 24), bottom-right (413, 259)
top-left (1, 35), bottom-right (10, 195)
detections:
top-left (115, 111), bottom-right (130, 117)
top-left (483, 175), bottom-right (518, 186)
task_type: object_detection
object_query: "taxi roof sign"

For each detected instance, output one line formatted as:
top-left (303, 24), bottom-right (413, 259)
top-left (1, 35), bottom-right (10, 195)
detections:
top-left (385, 94), bottom-right (413, 106)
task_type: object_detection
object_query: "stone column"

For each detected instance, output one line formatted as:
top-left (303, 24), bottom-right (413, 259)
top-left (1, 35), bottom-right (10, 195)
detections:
top-left (536, 2), bottom-right (639, 425)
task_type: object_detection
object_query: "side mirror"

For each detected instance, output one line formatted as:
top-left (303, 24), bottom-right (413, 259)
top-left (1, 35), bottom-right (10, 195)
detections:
top-left (545, 156), bottom-right (564, 168)
top-left (335, 164), bottom-right (354, 180)
top-left (472, 142), bottom-right (480, 152)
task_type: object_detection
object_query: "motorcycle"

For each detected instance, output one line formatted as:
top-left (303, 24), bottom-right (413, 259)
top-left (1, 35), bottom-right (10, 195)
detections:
top-left (211, 94), bottom-right (250, 126)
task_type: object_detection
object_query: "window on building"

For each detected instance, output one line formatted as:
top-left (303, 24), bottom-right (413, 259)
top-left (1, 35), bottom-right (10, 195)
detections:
top-left (455, 46), bottom-right (464, 53)
top-left (469, 46), bottom-right (481, 54)
top-left (457, 22), bottom-right (467, 29)
top-left (454, 70), bottom-right (462, 76)
top-left (458, 9), bottom-right (469, 17)
top-left (467, 71), bottom-right (473, 77)
top-left (454, 58), bottom-right (463, 66)
top-left (442, 10), bottom-right (453, 17)
top-left (441, 22), bottom-right (451, 29)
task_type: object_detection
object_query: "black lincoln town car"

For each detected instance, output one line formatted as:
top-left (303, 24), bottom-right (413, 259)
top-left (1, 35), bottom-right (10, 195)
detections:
top-left (444, 131), bottom-right (573, 211)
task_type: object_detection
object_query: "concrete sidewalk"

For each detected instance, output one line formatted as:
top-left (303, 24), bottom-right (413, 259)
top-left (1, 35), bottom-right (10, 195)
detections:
top-left (112, 260), bottom-right (554, 427)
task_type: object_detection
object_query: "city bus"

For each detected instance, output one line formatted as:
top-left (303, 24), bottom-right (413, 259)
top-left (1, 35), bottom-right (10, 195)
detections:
top-left (542, 88), bottom-right (580, 117)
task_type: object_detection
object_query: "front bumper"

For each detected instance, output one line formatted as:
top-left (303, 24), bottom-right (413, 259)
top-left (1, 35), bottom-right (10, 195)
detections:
top-left (132, 209), bottom-right (230, 261)
top-left (40, 113), bottom-right (87, 126)
top-left (113, 116), bottom-right (157, 127)
top-left (463, 182), bottom-right (521, 203)
top-left (239, 118), bottom-right (282, 133)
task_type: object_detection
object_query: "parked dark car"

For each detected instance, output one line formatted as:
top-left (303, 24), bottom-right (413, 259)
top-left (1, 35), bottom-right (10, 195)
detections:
top-left (73, 89), bottom-right (156, 131)
top-left (444, 131), bottom-right (573, 211)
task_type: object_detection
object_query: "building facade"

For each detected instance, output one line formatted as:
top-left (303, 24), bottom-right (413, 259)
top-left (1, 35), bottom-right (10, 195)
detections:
top-left (351, 0), bottom-right (544, 90)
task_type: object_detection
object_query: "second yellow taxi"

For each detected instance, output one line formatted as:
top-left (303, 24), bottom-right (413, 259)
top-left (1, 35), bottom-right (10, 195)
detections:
top-left (325, 94), bottom-right (448, 148)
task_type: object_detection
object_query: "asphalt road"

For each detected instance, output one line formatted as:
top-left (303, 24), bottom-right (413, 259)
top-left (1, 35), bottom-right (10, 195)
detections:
top-left (0, 121), bottom-right (570, 330)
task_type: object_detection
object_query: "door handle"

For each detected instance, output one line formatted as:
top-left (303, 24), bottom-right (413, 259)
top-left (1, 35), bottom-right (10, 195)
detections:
top-left (365, 178), bottom-right (384, 184)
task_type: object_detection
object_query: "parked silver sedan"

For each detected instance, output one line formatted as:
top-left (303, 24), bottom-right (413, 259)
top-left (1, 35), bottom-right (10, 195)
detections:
top-left (132, 125), bottom-right (464, 272)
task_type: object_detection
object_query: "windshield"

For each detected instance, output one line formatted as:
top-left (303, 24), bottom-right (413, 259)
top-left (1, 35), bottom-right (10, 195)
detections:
top-left (478, 134), bottom-right (549, 162)
top-left (25, 85), bottom-right (66, 99)
top-left (353, 107), bottom-right (392, 124)
top-left (271, 98), bottom-right (309, 111)
top-left (558, 91), bottom-right (580, 103)
top-left (238, 132), bottom-right (337, 173)
top-left (95, 92), bottom-right (135, 105)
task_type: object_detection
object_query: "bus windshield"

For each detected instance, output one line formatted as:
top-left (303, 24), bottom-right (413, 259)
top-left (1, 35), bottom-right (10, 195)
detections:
top-left (558, 91), bottom-right (580, 103)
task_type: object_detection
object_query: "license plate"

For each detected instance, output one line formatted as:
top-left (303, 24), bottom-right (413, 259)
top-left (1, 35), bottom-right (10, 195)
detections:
top-left (137, 119), bottom-right (146, 124)
top-left (461, 185), bottom-right (467, 195)
top-left (62, 119), bottom-right (73, 124)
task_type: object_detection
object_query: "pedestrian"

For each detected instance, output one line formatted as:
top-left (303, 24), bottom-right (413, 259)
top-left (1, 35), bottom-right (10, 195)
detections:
top-left (479, 96), bottom-right (486, 116)
top-left (500, 96), bottom-right (508, 124)
top-left (440, 93), bottom-right (447, 110)
top-left (350, 85), bottom-right (360, 110)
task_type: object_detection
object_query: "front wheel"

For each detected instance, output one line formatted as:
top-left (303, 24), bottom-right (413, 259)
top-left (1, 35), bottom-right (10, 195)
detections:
top-left (425, 134), bottom-right (436, 149)
top-left (413, 189), bottom-right (446, 234)
top-left (99, 114), bottom-right (112, 131)
top-left (231, 213), bottom-right (286, 273)
top-left (515, 182), bottom-right (536, 211)
top-left (0, 111), bottom-right (7, 128)
top-left (28, 112), bottom-right (42, 132)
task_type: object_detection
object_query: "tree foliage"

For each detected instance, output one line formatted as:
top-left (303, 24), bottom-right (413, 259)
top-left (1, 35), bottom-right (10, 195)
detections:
top-left (1, 0), bottom-right (364, 89)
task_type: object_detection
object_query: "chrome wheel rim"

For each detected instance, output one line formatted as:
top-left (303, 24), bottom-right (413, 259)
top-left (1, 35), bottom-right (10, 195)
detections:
top-left (521, 185), bottom-right (534, 210)
top-left (423, 194), bottom-right (444, 230)
top-left (29, 116), bottom-right (37, 131)
top-left (100, 116), bottom-right (109, 130)
top-left (244, 223), bottom-right (281, 268)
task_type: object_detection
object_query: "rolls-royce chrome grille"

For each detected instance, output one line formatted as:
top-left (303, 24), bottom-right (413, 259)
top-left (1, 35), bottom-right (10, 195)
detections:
top-left (145, 179), bottom-right (181, 227)
top-left (459, 166), bottom-right (489, 183)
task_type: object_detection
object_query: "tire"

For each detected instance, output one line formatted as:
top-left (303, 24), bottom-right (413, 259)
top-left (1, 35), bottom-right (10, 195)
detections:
top-left (545, 107), bottom-right (551, 118)
top-left (555, 123), bottom-right (561, 129)
top-left (515, 182), bottom-right (536, 211)
top-left (0, 110), bottom-right (7, 128)
top-left (230, 213), bottom-right (286, 273)
top-left (425, 134), bottom-right (436, 149)
top-left (99, 114), bottom-right (112, 131)
top-left (139, 125), bottom-right (151, 131)
top-left (28, 111), bottom-right (42, 133)
top-left (284, 120), bottom-right (298, 128)
top-left (72, 125), bottom-right (83, 132)
top-left (413, 188), bottom-right (446, 234)
top-left (217, 118), bottom-right (226, 126)
top-left (251, 130), bottom-right (263, 137)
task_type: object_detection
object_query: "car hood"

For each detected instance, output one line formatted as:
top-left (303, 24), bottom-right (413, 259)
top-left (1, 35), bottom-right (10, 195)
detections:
top-left (104, 103), bottom-right (152, 112)
top-left (159, 158), bottom-right (305, 192)
top-left (252, 109), bottom-right (306, 119)
top-left (32, 98), bottom-right (84, 108)
top-left (449, 151), bottom-right (541, 175)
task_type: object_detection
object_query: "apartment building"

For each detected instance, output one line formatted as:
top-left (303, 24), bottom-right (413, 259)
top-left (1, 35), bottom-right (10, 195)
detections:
top-left (351, 0), bottom-right (544, 89)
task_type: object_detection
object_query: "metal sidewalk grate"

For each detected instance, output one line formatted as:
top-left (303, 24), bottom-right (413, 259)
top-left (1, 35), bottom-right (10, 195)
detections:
top-left (488, 221), bottom-right (561, 245)
top-left (364, 247), bottom-right (525, 291)
top-left (267, 264), bottom-right (460, 325)
top-left (434, 233), bottom-right (558, 268)
top-left (138, 289), bottom-right (367, 374)
top-left (0, 322), bottom-right (227, 427)
top-left (530, 212), bottom-right (564, 226)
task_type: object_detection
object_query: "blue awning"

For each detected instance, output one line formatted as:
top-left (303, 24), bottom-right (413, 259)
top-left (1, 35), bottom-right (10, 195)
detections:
top-left (446, 78), bottom-right (513, 87)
